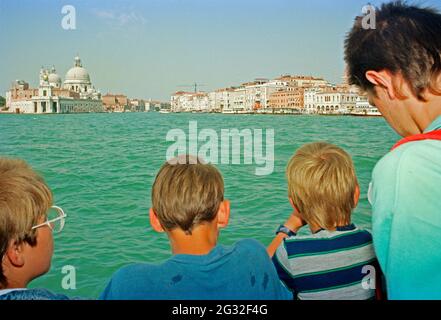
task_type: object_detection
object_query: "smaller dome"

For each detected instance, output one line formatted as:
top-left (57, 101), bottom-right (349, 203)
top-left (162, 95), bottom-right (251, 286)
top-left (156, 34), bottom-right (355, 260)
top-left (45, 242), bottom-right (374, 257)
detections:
top-left (48, 73), bottom-right (62, 85)
top-left (48, 66), bottom-right (61, 87)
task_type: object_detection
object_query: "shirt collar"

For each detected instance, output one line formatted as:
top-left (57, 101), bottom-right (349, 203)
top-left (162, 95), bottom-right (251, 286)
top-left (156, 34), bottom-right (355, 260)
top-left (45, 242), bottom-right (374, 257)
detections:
top-left (424, 115), bottom-right (441, 133)
top-left (314, 223), bottom-right (357, 234)
top-left (172, 244), bottom-right (226, 264)
top-left (0, 288), bottom-right (27, 296)
top-left (336, 223), bottom-right (357, 231)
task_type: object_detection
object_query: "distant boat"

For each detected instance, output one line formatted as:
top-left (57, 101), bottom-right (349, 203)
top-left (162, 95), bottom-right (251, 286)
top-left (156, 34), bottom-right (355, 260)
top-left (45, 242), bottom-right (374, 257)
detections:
top-left (159, 109), bottom-right (171, 114)
top-left (350, 110), bottom-right (382, 117)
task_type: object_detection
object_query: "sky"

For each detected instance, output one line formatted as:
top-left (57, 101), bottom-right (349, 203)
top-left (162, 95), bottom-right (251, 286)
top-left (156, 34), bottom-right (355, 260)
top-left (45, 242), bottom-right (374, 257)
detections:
top-left (1, 0), bottom-right (441, 101)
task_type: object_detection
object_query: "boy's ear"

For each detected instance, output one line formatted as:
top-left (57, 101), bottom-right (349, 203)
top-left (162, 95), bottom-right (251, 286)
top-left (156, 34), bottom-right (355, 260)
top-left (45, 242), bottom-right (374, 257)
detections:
top-left (289, 197), bottom-right (300, 214)
top-left (365, 70), bottom-right (396, 100)
top-left (5, 240), bottom-right (25, 268)
top-left (217, 200), bottom-right (230, 229)
top-left (354, 185), bottom-right (360, 207)
top-left (149, 208), bottom-right (165, 233)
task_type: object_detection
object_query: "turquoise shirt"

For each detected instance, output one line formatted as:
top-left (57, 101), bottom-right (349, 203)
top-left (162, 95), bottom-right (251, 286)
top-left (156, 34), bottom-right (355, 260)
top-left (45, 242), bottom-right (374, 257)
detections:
top-left (370, 116), bottom-right (441, 300)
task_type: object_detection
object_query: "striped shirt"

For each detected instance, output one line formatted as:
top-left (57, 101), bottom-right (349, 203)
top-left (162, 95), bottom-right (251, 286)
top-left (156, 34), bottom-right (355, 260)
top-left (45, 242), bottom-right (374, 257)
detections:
top-left (272, 224), bottom-right (379, 300)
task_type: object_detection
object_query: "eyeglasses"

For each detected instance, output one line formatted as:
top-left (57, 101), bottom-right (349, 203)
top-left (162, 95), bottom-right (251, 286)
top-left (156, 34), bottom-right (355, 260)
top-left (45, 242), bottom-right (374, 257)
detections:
top-left (32, 206), bottom-right (67, 234)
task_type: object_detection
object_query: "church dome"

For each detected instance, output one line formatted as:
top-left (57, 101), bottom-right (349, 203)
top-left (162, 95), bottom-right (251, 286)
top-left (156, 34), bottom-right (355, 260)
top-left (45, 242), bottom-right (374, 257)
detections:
top-left (48, 67), bottom-right (62, 86)
top-left (64, 56), bottom-right (91, 84)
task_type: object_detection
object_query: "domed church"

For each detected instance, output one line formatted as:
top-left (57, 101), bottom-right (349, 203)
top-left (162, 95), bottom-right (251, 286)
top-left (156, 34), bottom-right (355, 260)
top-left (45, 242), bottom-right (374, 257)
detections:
top-left (6, 55), bottom-right (104, 114)
top-left (63, 55), bottom-right (101, 100)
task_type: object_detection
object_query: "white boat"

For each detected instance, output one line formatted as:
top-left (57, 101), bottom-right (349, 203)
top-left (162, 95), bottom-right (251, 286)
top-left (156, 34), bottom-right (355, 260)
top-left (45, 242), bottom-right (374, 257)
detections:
top-left (159, 109), bottom-right (171, 114)
top-left (350, 110), bottom-right (382, 117)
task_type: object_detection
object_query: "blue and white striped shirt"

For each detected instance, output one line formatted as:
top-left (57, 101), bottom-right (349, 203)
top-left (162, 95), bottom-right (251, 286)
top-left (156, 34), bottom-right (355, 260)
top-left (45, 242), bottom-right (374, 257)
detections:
top-left (272, 224), bottom-right (379, 300)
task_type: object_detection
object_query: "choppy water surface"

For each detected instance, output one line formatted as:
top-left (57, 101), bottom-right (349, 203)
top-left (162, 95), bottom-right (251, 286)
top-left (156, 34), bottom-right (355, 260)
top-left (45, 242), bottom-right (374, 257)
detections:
top-left (0, 113), bottom-right (398, 298)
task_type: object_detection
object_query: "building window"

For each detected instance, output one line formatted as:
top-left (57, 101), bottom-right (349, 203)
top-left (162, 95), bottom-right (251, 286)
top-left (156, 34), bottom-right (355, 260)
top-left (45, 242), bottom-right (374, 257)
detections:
top-left (43, 90), bottom-right (47, 97)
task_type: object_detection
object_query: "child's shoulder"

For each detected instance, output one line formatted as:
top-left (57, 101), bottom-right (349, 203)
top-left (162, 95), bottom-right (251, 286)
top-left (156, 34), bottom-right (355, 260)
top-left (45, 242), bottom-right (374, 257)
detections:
top-left (101, 262), bottom-right (166, 299)
top-left (233, 238), bottom-right (267, 256)
top-left (110, 262), bottom-right (164, 284)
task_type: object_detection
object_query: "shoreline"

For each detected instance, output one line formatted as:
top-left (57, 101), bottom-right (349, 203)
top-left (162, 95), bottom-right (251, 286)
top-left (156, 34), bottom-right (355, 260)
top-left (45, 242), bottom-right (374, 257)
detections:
top-left (0, 111), bottom-right (383, 118)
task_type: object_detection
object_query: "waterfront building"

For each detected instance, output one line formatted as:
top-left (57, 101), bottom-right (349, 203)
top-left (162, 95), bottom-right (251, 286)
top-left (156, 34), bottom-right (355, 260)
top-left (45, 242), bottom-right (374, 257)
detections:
top-left (228, 87), bottom-right (247, 113)
top-left (171, 92), bottom-right (186, 112)
top-left (268, 86), bottom-right (306, 113)
top-left (129, 99), bottom-right (145, 112)
top-left (352, 95), bottom-right (381, 116)
top-left (144, 100), bottom-right (169, 112)
top-left (102, 94), bottom-right (129, 112)
top-left (171, 91), bottom-right (210, 113)
top-left (275, 75), bottom-right (329, 88)
top-left (5, 55), bottom-right (103, 114)
top-left (304, 87), bottom-right (321, 114)
top-left (314, 87), bottom-right (358, 115)
top-left (192, 93), bottom-right (210, 112)
top-left (211, 88), bottom-right (235, 113)
top-left (6, 80), bottom-right (38, 103)
top-left (243, 79), bottom-right (287, 113)
top-left (171, 91), bottom-right (189, 112)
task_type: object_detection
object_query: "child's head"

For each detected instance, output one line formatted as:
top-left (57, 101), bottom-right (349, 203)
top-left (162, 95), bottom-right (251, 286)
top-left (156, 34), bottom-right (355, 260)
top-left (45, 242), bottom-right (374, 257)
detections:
top-left (0, 158), bottom-right (54, 289)
top-left (150, 155), bottom-right (229, 236)
top-left (286, 142), bottom-right (359, 230)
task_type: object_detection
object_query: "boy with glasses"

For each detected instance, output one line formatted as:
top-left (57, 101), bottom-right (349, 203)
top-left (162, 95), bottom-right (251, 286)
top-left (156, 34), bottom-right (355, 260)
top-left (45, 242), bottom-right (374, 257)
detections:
top-left (0, 157), bottom-right (69, 300)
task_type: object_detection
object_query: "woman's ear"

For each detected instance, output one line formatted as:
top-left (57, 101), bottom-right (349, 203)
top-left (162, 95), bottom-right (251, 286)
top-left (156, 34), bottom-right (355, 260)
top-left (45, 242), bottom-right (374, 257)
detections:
top-left (354, 185), bottom-right (361, 208)
top-left (149, 208), bottom-right (165, 233)
top-left (365, 70), bottom-right (396, 100)
top-left (217, 200), bottom-right (230, 229)
top-left (5, 239), bottom-right (25, 268)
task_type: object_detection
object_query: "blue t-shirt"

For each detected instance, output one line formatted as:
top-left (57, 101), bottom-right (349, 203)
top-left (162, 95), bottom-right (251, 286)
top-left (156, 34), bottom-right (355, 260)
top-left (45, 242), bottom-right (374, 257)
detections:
top-left (99, 239), bottom-right (292, 300)
top-left (0, 288), bottom-right (71, 300)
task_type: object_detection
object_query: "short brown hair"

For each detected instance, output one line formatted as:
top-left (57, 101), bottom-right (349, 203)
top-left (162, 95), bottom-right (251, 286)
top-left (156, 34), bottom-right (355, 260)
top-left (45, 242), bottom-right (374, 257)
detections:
top-left (345, 1), bottom-right (441, 101)
top-left (0, 158), bottom-right (53, 287)
top-left (151, 155), bottom-right (224, 234)
top-left (286, 143), bottom-right (358, 229)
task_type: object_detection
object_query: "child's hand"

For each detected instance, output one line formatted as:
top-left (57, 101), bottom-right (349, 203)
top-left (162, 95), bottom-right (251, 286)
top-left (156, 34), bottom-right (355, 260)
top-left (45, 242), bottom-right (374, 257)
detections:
top-left (267, 210), bottom-right (306, 257)
top-left (284, 211), bottom-right (306, 232)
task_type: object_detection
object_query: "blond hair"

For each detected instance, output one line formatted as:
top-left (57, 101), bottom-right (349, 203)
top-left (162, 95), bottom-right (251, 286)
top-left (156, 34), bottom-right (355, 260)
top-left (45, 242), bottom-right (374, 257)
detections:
top-left (151, 155), bottom-right (224, 235)
top-left (0, 158), bottom-right (53, 287)
top-left (286, 142), bottom-right (358, 230)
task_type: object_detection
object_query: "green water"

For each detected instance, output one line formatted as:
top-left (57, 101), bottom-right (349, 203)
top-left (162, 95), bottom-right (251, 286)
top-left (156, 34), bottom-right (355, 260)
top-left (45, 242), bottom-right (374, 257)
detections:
top-left (0, 113), bottom-right (398, 298)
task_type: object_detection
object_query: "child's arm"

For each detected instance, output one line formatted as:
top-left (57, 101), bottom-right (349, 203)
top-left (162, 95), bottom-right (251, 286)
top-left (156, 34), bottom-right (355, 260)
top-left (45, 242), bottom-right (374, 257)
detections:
top-left (267, 211), bottom-right (305, 257)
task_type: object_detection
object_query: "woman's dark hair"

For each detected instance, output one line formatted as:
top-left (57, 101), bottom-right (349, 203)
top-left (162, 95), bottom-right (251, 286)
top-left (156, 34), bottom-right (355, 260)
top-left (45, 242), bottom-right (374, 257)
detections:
top-left (345, 1), bottom-right (441, 101)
